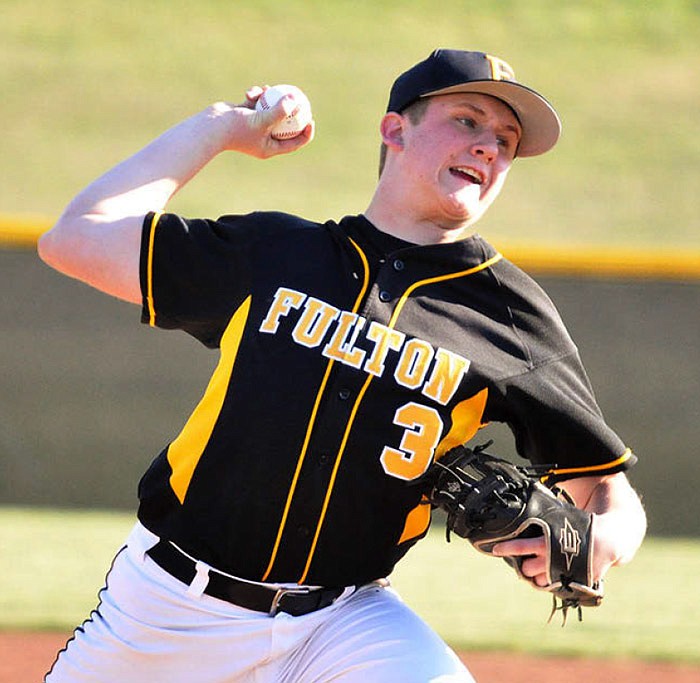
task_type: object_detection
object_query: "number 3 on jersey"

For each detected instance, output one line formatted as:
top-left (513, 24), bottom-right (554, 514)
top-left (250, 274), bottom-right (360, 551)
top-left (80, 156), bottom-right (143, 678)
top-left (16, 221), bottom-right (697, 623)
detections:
top-left (380, 402), bottom-right (444, 481)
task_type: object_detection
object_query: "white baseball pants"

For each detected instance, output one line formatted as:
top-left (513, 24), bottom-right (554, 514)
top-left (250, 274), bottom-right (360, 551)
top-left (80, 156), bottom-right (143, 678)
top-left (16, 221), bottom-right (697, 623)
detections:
top-left (45, 523), bottom-right (474, 682)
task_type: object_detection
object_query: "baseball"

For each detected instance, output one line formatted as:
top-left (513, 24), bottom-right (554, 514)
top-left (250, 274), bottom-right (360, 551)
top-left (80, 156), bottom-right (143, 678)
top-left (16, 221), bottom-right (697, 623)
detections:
top-left (255, 84), bottom-right (312, 140)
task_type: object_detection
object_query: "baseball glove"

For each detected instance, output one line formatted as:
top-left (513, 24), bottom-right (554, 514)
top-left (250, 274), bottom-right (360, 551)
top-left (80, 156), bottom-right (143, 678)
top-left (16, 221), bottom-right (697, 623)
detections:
top-left (424, 441), bottom-right (603, 623)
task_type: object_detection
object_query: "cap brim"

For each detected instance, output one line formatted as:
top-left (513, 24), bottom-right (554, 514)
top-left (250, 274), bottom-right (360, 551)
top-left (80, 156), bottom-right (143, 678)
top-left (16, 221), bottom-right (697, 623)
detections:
top-left (423, 81), bottom-right (561, 157)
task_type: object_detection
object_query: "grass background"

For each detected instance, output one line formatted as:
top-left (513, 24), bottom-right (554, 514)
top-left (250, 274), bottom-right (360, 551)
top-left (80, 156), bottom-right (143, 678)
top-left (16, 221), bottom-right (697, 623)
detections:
top-left (2, 0), bottom-right (699, 249)
top-left (2, 0), bottom-right (699, 666)
top-left (1, 506), bottom-right (698, 663)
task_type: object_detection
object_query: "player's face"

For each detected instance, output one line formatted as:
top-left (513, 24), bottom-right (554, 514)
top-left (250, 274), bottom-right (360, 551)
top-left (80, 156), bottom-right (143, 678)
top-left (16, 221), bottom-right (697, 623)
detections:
top-left (399, 93), bottom-right (521, 232)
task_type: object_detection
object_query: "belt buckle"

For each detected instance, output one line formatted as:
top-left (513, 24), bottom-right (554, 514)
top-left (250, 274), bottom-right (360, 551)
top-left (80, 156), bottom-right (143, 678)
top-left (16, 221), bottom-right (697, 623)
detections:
top-left (269, 585), bottom-right (312, 616)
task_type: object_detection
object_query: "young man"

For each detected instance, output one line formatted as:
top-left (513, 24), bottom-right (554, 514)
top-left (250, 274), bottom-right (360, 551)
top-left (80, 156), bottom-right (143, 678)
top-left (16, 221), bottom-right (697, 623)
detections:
top-left (39, 49), bottom-right (646, 682)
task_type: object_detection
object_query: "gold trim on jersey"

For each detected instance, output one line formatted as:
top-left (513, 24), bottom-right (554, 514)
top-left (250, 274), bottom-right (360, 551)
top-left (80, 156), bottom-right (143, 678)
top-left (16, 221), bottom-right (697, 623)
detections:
top-left (390, 253), bottom-right (503, 320)
top-left (166, 296), bottom-right (252, 503)
top-left (543, 448), bottom-right (634, 483)
top-left (261, 238), bottom-right (371, 582)
top-left (435, 388), bottom-right (489, 458)
top-left (398, 496), bottom-right (432, 545)
top-left (145, 211), bottom-right (163, 327)
top-left (297, 252), bottom-right (503, 583)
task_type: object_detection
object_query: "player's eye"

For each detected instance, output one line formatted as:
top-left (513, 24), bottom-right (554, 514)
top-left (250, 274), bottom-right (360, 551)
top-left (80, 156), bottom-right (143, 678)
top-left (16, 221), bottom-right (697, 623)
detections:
top-left (458, 117), bottom-right (477, 129)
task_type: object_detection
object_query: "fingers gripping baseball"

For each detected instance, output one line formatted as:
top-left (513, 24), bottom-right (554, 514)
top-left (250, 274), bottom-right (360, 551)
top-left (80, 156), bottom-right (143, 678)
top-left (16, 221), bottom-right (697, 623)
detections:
top-left (238, 84), bottom-right (314, 158)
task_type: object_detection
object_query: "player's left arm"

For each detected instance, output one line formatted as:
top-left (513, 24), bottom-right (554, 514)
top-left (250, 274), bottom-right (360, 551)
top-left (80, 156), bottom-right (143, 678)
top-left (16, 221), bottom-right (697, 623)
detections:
top-left (493, 471), bottom-right (647, 588)
top-left (560, 471), bottom-right (647, 566)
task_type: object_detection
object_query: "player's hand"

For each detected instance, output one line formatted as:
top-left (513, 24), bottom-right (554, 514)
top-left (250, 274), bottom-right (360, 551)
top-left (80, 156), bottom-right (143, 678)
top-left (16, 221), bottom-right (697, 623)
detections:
top-left (490, 523), bottom-right (616, 588)
top-left (222, 86), bottom-right (315, 159)
top-left (492, 473), bottom-right (645, 590)
top-left (491, 536), bottom-right (551, 587)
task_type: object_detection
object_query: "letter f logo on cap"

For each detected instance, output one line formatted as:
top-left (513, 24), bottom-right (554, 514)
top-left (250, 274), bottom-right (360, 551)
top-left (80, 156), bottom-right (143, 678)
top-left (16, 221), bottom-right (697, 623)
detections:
top-left (485, 54), bottom-right (516, 82)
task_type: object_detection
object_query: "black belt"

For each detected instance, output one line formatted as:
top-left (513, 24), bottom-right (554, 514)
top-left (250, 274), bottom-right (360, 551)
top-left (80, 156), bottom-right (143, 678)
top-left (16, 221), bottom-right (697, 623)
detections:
top-left (146, 539), bottom-right (346, 617)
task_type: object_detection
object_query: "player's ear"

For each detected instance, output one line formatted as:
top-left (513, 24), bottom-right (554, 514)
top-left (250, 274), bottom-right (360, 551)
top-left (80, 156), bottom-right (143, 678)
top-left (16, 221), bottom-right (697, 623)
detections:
top-left (379, 112), bottom-right (405, 151)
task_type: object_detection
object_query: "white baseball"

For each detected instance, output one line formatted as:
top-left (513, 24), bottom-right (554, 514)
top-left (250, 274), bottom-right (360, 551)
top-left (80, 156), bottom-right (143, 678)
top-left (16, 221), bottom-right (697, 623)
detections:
top-left (255, 84), bottom-right (312, 140)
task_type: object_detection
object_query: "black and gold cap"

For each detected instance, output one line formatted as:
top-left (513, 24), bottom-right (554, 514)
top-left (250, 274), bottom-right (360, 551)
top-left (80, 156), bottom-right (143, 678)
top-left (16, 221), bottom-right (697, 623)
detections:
top-left (387, 49), bottom-right (562, 157)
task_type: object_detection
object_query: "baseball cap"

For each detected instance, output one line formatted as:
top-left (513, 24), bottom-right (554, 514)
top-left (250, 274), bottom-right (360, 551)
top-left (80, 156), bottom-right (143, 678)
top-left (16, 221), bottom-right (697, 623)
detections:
top-left (387, 49), bottom-right (561, 157)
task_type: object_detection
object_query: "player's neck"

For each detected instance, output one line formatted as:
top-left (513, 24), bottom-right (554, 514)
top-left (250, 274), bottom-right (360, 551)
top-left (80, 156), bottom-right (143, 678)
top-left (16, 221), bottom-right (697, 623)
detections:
top-left (364, 195), bottom-right (477, 246)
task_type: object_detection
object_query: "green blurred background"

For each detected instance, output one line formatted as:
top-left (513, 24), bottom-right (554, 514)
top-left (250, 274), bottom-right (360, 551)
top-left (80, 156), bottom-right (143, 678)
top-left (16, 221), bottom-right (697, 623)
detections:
top-left (1, 0), bottom-right (699, 665)
top-left (3, 0), bottom-right (699, 247)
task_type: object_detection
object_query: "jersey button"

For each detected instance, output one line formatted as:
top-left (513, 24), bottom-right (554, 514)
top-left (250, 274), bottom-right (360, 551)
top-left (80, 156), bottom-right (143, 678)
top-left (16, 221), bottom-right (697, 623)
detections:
top-left (297, 525), bottom-right (311, 538)
top-left (379, 290), bottom-right (392, 302)
top-left (338, 389), bottom-right (351, 400)
top-left (392, 259), bottom-right (405, 271)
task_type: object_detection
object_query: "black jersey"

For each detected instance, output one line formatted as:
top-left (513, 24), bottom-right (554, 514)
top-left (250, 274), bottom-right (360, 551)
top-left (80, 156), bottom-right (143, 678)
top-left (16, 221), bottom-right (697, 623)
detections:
top-left (137, 211), bottom-right (635, 587)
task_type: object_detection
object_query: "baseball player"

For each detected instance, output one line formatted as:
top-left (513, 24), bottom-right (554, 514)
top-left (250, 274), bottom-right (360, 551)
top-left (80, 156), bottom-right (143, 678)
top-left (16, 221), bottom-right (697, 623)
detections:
top-left (39, 49), bottom-right (646, 682)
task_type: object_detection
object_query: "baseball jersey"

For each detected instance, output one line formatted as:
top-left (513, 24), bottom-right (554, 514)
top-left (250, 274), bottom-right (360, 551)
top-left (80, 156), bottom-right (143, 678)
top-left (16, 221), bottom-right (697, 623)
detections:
top-left (137, 211), bottom-right (636, 587)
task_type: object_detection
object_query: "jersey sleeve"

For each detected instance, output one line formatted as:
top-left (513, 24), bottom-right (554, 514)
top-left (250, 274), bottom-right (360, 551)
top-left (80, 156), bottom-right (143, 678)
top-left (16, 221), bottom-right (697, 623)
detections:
top-left (487, 349), bottom-right (636, 481)
top-left (139, 211), bottom-right (255, 348)
top-left (478, 257), bottom-right (637, 481)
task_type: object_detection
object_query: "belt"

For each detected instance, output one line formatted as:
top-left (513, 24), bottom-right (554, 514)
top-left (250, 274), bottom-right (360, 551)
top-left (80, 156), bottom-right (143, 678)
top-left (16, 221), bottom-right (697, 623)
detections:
top-left (146, 539), bottom-right (346, 617)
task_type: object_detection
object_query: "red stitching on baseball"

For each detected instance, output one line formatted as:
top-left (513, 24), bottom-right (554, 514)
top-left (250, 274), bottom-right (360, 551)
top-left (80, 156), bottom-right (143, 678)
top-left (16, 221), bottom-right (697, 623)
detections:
top-left (258, 88), bottom-right (307, 139)
top-left (272, 130), bottom-right (301, 140)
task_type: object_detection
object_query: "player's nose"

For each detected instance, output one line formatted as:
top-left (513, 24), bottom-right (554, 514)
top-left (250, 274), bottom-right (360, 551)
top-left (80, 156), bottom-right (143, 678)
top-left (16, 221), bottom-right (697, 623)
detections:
top-left (470, 137), bottom-right (498, 164)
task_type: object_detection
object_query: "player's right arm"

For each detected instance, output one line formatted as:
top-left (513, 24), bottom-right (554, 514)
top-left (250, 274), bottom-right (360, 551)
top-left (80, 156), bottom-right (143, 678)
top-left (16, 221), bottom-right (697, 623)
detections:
top-left (38, 88), bottom-right (314, 304)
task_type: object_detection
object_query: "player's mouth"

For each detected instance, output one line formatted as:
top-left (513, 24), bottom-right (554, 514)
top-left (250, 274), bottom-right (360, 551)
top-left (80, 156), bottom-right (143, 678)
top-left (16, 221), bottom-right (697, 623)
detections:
top-left (449, 166), bottom-right (485, 186)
